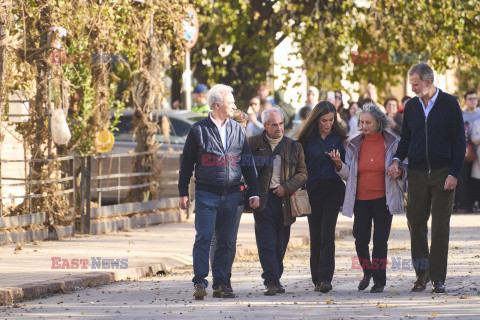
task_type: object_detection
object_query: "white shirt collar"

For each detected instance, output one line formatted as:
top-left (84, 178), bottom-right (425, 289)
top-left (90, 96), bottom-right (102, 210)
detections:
top-left (419, 87), bottom-right (439, 117)
top-left (209, 113), bottom-right (229, 127)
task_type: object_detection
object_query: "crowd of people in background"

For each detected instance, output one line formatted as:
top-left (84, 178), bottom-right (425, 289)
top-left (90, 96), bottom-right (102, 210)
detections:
top-left (188, 79), bottom-right (480, 214)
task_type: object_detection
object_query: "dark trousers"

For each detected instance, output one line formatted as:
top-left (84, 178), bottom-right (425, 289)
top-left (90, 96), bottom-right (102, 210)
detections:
top-left (307, 179), bottom-right (345, 285)
top-left (353, 196), bottom-right (392, 286)
top-left (455, 162), bottom-right (473, 210)
top-left (407, 167), bottom-right (455, 283)
top-left (254, 190), bottom-right (291, 285)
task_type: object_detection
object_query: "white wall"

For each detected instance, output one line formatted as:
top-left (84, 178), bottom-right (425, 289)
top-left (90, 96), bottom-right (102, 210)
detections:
top-left (272, 36), bottom-right (308, 110)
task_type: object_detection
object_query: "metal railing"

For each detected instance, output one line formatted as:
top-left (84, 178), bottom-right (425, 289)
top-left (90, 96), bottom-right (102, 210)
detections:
top-left (0, 150), bottom-right (183, 235)
top-left (80, 152), bottom-right (160, 234)
top-left (0, 156), bottom-right (75, 218)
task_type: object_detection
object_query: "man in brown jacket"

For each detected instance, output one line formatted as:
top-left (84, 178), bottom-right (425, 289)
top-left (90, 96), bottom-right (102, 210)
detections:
top-left (248, 107), bottom-right (308, 295)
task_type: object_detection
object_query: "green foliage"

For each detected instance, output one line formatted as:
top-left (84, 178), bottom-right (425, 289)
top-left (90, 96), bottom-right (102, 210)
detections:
top-left (348, 0), bottom-right (480, 96)
top-left (191, 0), bottom-right (322, 107)
top-left (190, 0), bottom-right (480, 104)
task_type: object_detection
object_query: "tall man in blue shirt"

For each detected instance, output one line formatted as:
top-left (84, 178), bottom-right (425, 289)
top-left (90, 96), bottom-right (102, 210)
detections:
top-left (388, 63), bottom-right (466, 294)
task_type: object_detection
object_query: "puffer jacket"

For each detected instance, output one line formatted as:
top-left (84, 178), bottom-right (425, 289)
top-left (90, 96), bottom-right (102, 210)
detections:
top-left (336, 131), bottom-right (406, 217)
top-left (471, 118), bottom-right (480, 180)
top-left (249, 131), bottom-right (308, 226)
top-left (178, 116), bottom-right (259, 197)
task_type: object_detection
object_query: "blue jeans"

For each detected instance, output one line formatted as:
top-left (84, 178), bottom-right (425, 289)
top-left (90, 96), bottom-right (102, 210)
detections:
top-left (210, 205), bottom-right (244, 281)
top-left (192, 189), bottom-right (240, 288)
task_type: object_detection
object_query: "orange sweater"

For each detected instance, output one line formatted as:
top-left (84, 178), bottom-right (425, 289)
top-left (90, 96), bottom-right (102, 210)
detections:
top-left (356, 132), bottom-right (386, 200)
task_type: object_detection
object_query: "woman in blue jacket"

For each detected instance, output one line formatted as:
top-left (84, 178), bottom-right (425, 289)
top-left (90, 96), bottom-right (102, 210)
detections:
top-left (297, 101), bottom-right (347, 293)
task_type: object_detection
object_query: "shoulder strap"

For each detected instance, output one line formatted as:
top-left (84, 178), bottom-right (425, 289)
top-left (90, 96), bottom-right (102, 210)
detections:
top-left (289, 140), bottom-right (296, 179)
top-left (272, 136), bottom-right (287, 156)
top-left (257, 136), bottom-right (287, 179)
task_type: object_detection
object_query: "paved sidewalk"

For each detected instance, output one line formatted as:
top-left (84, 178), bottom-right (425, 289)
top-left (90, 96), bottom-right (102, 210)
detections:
top-left (0, 213), bottom-right (353, 305)
top-left (3, 214), bottom-right (479, 319)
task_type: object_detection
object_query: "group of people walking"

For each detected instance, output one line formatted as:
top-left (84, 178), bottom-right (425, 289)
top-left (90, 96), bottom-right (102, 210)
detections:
top-left (178, 63), bottom-right (466, 300)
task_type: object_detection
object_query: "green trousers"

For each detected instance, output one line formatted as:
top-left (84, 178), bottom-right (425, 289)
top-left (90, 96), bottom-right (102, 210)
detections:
top-left (406, 167), bottom-right (455, 283)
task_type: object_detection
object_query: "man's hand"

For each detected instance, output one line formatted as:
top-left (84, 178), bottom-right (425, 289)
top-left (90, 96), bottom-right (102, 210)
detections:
top-left (389, 167), bottom-right (403, 179)
top-left (179, 196), bottom-right (190, 210)
top-left (249, 197), bottom-right (260, 210)
top-left (273, 185), bottom-right (286, 197)
top-left (388, 160), bottom-right (400, 177)
top-left (444, 175), bottom-right (458, 191)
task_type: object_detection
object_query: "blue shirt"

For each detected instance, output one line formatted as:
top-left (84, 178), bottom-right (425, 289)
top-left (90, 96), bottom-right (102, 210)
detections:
top-left (303, 130), bottom-right (345, 192)
top-left (418, 87), bottom-right (439, 118)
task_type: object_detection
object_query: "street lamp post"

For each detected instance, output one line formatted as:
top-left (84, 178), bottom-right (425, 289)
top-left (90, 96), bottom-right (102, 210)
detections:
top-left (182, 6), bottom-right (198, 112)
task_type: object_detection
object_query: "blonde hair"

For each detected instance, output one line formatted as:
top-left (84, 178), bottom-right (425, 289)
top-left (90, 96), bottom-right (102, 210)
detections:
top-left (231, 109), bottom-right (247, 124)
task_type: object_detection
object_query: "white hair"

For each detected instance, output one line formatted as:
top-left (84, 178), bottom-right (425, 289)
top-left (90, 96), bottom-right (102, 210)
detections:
top-left (357, 102), bottom-right (391, 132)
top-left (261, 106), bottom-right (284, 125)
top-left (207, 84), bottom-right (233, 108)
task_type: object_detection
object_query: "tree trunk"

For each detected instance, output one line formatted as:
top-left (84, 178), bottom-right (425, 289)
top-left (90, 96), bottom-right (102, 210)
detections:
top-left (89, 57), bottom-right (110, 131)
top-left (0, 1), bottom-right (10, 110)
top-left (26, 2), bottom-right (61, 225)
top-left (123, 34), bottom-right (161, 203)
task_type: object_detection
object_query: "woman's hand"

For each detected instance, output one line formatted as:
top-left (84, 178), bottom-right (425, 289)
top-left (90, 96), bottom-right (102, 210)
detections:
top-left (389, 167), bottom-right (403, 179)
top-left (327, 149), bottom-right (342, 170)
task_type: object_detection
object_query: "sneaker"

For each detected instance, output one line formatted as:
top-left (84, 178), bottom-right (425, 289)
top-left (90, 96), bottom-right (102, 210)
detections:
top-left (370, 283), bottom-right (384, 293)
top-left (263, 283), bottom-right (277, 296)
top-left (431, 281), bottom-right (446, 294)
top-left (193, 283), bottom-right (207, 300)
top-left (213, 283), bottom-right (235, 298)
top-left (276, 282), bottom-right (286, 293)
top-left (319, 282), bottom-right (332, 293)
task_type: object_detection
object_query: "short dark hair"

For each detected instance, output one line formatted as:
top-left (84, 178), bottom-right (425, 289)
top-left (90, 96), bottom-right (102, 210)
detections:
top-left (383, 97), bottom-right (398, 108)
top-left (409, 63), bottom-right (434, 82)
top-left (299, 106), bottom-right (312, 120)
top-left (401, 96), bottom-right (411, 104)
top-left (464, 90), bottom-right (477, 100)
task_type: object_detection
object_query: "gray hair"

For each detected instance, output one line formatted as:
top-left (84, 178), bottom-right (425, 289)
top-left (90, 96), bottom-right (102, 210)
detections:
top-left (261, 106), bottom-right (284, 125)
top-left (357, 102), bottom-right (391, 132)
top-left (408, 63), bottom-right (434, 83)
top-left (207, 84), bottom-right (233, 108)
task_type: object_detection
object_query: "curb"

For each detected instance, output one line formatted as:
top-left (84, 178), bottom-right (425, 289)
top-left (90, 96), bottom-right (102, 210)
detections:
top-left (0, 255), bottom-right (190, 306)
top-left (0, 228), bottom-right (352, 305)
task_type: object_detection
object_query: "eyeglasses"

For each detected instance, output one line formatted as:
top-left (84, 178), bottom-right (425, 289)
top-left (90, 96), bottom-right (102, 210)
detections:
top-left (335, 95), bottom-right (342, 100)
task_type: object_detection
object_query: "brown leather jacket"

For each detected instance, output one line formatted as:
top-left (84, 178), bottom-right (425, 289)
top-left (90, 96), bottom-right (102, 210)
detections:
top-left (248, 131), bottom-right (308, 226)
